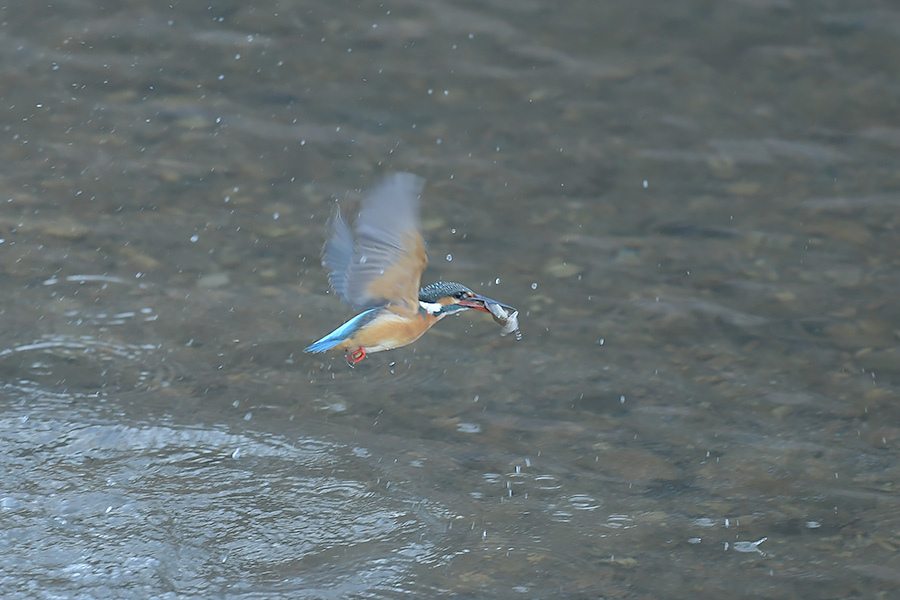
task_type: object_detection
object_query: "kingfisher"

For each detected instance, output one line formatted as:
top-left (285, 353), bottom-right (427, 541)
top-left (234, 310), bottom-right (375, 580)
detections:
top-left (304, 172), bottom-right (518, 364)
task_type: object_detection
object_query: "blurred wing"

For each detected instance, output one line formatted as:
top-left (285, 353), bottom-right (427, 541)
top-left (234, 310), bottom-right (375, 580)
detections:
top-left (322, 206), bottom-right (355, 303)
top-left (323, 173), bottom-right (427, 313)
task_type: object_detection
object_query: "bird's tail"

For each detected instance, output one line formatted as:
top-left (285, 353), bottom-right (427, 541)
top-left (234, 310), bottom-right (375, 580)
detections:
top-left (304, 308), bottom-right (380, 353)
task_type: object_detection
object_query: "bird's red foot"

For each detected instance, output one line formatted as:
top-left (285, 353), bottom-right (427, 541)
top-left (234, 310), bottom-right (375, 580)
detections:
top-left (345, 347), bottom-right (366, 365)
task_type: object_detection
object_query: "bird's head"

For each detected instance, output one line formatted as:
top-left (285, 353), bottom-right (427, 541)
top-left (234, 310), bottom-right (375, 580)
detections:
top-left (418, 281), bottom-right (513, 318)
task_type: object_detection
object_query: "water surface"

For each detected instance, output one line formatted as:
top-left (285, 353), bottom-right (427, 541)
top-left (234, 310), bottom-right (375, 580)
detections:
top-left (1, 1), bottom-right (899, 598)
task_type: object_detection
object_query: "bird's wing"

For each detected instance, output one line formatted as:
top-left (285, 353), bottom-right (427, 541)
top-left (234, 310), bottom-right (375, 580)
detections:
top-left (322, 172), bottom-right (427, 313)
top-left (322, 205), bottom-right (355, 303)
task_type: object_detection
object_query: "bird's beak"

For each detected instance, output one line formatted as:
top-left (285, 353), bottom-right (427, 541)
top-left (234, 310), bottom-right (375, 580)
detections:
top-left (459, 293), bottom-right (515, 313)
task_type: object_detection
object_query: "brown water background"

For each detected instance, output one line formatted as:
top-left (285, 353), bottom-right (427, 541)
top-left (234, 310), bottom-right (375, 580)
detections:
top-left (1, 1), bottom-right (899, 598)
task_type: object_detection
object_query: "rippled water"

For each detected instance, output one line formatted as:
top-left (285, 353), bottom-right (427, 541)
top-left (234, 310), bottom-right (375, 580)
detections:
top-left (2, 1), bottom-right (899, 598)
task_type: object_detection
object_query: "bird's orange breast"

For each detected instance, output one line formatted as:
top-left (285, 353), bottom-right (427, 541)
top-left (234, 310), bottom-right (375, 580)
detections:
top-left (335, 309), bottom-right (439, 353)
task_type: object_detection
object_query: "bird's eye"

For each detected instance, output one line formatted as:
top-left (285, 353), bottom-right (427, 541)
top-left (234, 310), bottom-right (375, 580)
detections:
top-left (455, 291), bottom-right (469, 299)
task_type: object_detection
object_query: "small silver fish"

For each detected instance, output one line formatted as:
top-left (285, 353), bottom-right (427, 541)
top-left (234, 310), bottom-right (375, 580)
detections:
top-left (485, 301), bottom-right (522, 341)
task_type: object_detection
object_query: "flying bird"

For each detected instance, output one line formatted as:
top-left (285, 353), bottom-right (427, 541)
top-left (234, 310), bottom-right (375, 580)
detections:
top-left (305, 173), bottom-right (518, 364)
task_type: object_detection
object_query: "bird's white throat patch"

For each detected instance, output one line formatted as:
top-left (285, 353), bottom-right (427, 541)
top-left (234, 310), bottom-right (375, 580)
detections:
top-left (419, 300), bottom-right (443, 315)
